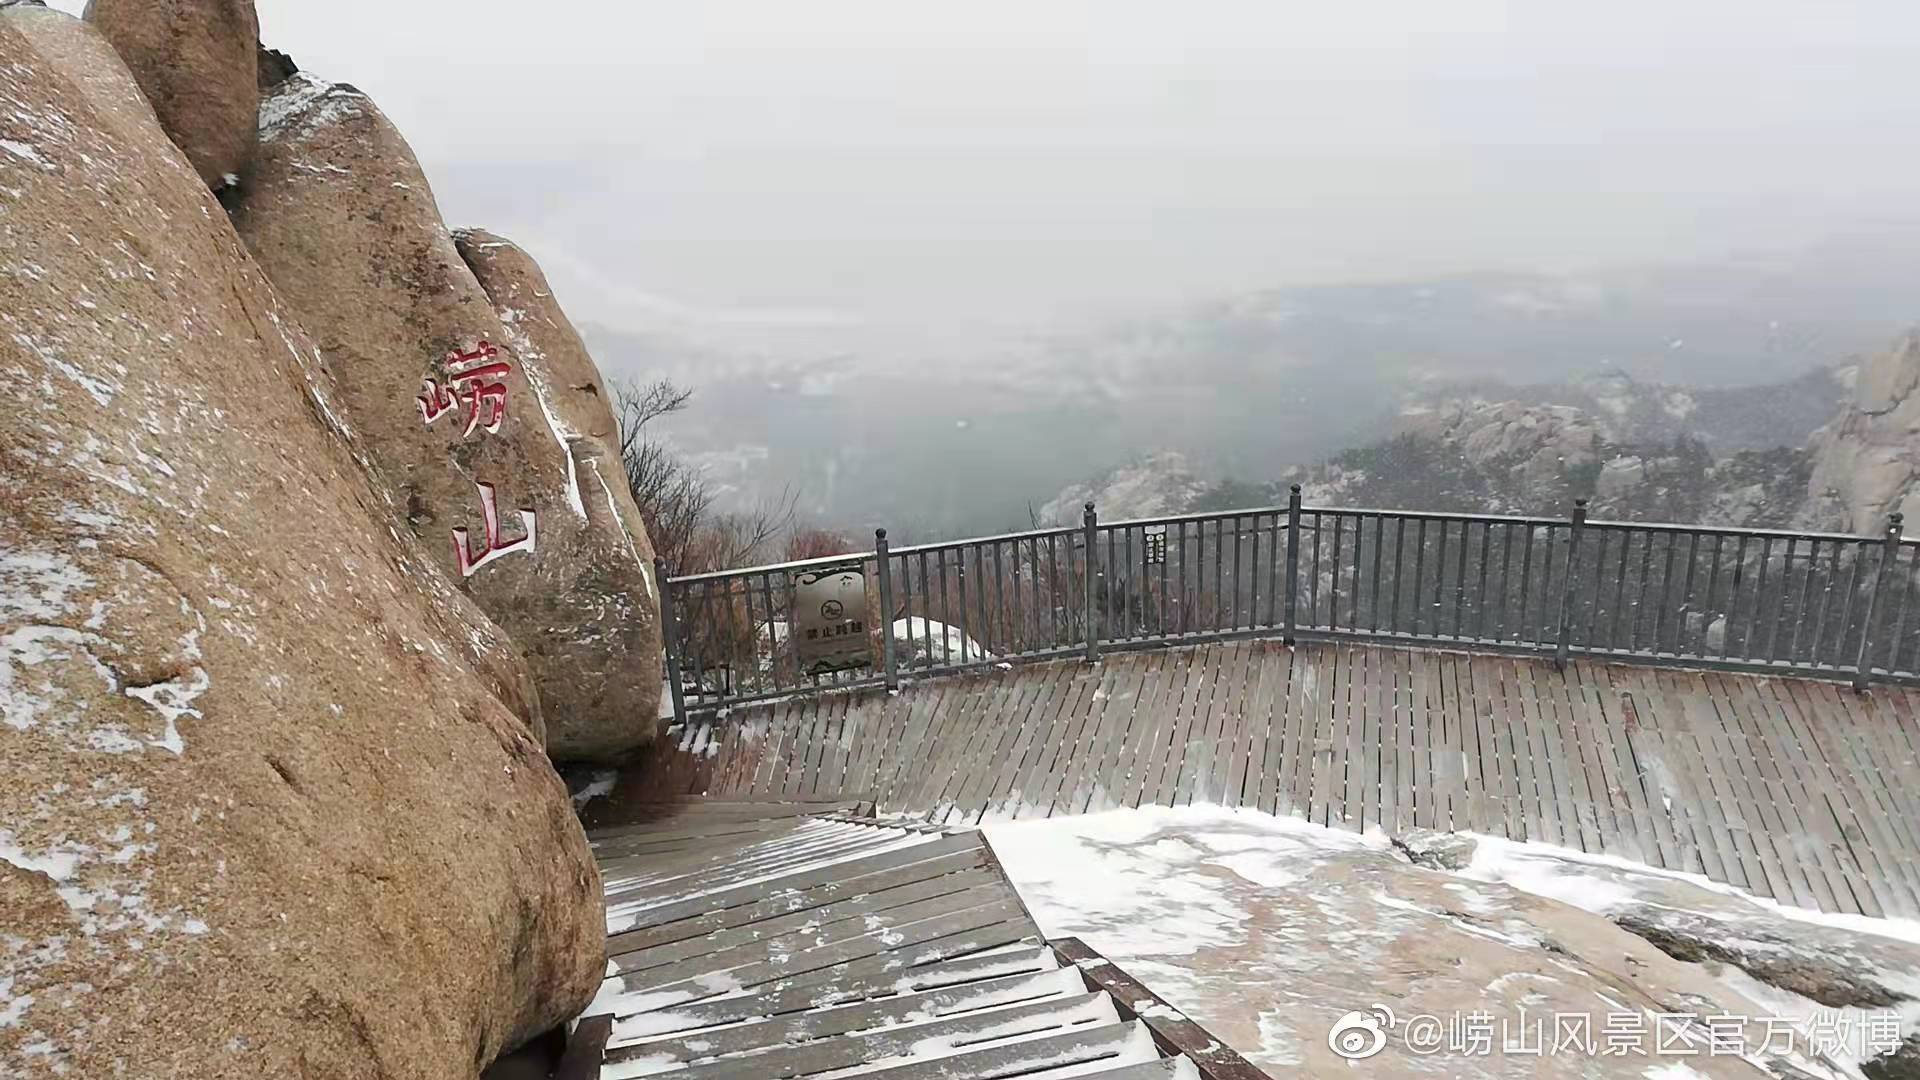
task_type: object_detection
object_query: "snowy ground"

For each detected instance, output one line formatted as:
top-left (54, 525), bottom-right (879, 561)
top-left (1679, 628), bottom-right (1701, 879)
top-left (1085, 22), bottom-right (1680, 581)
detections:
top-left (985, 807), bottom-right (1920, 1079)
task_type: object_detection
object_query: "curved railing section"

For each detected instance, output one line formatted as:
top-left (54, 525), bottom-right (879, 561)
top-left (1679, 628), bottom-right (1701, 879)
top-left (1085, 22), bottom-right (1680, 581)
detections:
top-left (655, 492), bottom-right (1914, 719)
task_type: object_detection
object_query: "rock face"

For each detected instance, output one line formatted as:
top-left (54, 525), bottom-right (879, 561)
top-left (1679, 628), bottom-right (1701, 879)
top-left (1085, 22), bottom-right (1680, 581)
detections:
top-left (1, 11), bottom-right (601, 1078)
top-left (232, 74), bottom-right (661, 762)
top-left (1803, 330), bottom-right (1920, 533)
top-left (83, 0), bottom-right (259, 188)
top-left (454, 228), bottom-right (665, 758)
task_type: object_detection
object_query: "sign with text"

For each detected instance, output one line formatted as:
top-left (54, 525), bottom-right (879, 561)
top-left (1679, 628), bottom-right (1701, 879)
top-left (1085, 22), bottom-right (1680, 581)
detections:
top-left (1143, 525), bottom-right (1168, 565)
top-left (792, 564), bottom-right (873, 675)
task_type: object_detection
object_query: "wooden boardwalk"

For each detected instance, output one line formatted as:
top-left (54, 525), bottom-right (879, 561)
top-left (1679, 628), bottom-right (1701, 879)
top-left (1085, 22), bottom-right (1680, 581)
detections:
top-left (636, 641), bottom-right (1920, 920)
top-left (578, 798), bottom-right (1266, 1080)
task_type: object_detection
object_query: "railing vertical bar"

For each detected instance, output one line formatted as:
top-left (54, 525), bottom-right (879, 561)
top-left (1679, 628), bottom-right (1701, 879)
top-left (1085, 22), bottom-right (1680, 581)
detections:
top-left (1027, 537), bottom-right (1041, 652)
top-left (1451, 515), bottom-right (1466, 638)
top-left (998, 534), bottom-right (1013, 653)
top-left (1121, 518), bottom-right (1136, 634)
top-left (918, 551), bottom-right (934, 662)
top-left (1390, 516), bottom-right (1408, 635)
top-left (1329, 514), bottom-right (1345, 632)
top-left (1284, 487), bottom-right (1301, 643)
top-left (1178, 519), bottom-right (1191, 635)
top-left (1159, 525), bottom-right (1171, 635)
top-left (656, 558), bottom-right (687, 726)
top-left (1411, 517), bottom-right (1428, 638)
top-left (742, 570), bottom-right (767, 697)
top-left (757, 566), bottom-right (782, 694)
top-left (1852, 514), bottom-right (1904, 688)
top-left (1431, 516), bottom-right (1449, 639)
top-left (1698, 534), bottom-right (1723, 659)
top-left (687, 577), bottom-right (711, 704)
top-left (1213, 516), bottom-right (1225, 633)
top-left (1609, 529), bottom-right (1632, 652)
top-left (1105, 521), bottom-right (1118, 641)
top-left (1834, 538), bottom-right (1869, 672)
top-left (1582, 529), bottom-right (1609, 650)
top-left (1554, 500), bottom-right (1588, 668)
top-left (1043, 537), bottom-right (1059, 649)
top-left (1473, 519), bottom-right (1492, 642)
top-left (1723, 536), bottom-right (1749, 661)
top-left (1494, 522), bottom-right (1515, 643)
top-left (1310, 510), bottom-right (1323, 629)
top-left (1810, 540), bottom-right (1840, 668)
top-left (1630, 529), bottom-right (1653, 654)
top-left (1652, 531), bottom-right (1676, 657)
top-left (1238, 515), bottom-right (1250, 630)
top-left (1890, 541), bottom-right (1916, 674)
top-left (1368, 514), bottom-right (1385, 633)
top-left (936, 548), bottom-right (954, 667)
top-left (780, 572), bottom-right (799, 695)
top-left (1677, 532), bottom-right (1701, 657)
top-left (1750, 536), bottom-right (1773, 664)
top-left (876, 530), bottom-right (899, 690)
top-left (1789, 538), bottom-right (1815, 664)
top-left (1083, 503), bottom-right (1100, 662)
top-left (1518, 523), bottom-right (1536, 645)
top-left (1250, 514), bottom-right (1264, 629)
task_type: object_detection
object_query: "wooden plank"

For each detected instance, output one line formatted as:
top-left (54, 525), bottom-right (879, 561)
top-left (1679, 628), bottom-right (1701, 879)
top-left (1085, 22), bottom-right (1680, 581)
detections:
top-left (1252, 645), bottom-right (1293, 815)
top-left (1703, 673), bottom-right (1831, 912)
top-left (908, 673), bottom-right (997, 815)
top-left (607, 967), bottom-right (1087, 1064)
top-left (1172, 642), bottom-right (1228, 806)
top-left (1024, 659), bottom-right (1107, 817)
top-left (553, 1014), bottom-right (610, 1080)
top-left (615, 896), bottom-right (1035, 1001)
top-left (1235, 643), bottom-right (1281, 810)
top-left (988, 661), bottom-right (1075, 819)
top-left (1010, 663), bottom-right (1097, 818)
top-left (1063, 653), bottom-right (1149, 815)
top-left (606, 946), bottom-right (1061, 1033)
top-left (1147, 646), bottom-right (1207, 808)
top-left (1088, 653), bottom-right (1161, 814)
top-left (612, 877), bottom-right (1015, 976)
top-left (1123, 647), bottom-right (1189, 810)
top-left (603, 991), bottom-right (1117, 1078)
top-left (948, 665), bottom-right (1050, 822)
top-left (1053, 937), bottom-right (1270, 1080)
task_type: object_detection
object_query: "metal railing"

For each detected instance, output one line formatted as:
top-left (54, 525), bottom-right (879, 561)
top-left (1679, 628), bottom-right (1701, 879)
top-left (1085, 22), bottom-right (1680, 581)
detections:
top-left (657, 493), bottom-right (1913, 719)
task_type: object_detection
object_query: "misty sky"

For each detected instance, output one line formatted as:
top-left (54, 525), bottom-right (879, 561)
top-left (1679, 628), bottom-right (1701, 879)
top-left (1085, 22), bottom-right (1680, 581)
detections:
top-left (52, 1), bottom-right (1920, 336)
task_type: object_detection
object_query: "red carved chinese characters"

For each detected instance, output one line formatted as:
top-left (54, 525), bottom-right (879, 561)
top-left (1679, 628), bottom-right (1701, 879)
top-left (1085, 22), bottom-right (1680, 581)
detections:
top-left (452, 480), bottom-right (537, 578)
top-left (418, 340), bottom-right (511, 436)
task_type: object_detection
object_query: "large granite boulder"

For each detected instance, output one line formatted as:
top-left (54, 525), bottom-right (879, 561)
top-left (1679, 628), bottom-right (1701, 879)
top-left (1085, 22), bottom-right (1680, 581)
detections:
top-left (455, 228), bottom-right (665, 755)
top-left (232, 74), bottom-right (661, 762)
top-left (1804, 331), bottom-right (1920, 533)
top-left (82, 0), bottom-right (258, 188)
top-left (0, 10), bottom-right (600, 1077)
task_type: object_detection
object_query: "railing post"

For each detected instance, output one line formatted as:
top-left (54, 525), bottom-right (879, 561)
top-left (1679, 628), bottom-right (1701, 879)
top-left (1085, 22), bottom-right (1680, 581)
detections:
top-left (1083, 502), bottom-right (1100, 663)
top-left (875, 528), bottom-right (900, 691)
top-left (1852, 512), bottom-right (1904, 692)
top-left (1553, 498), bottom-right (1588, 670)
top-left (1284, 485), bottom-right (1302, 645)
top-left (655, 557), bottom-right (687, 726)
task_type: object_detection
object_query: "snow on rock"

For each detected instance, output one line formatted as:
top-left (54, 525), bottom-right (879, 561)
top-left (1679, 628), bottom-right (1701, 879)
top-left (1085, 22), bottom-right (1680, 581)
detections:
top-left (891, 617), bottom-right (993, 668)
top-left (988, 806), bottom-right (1910, 1079)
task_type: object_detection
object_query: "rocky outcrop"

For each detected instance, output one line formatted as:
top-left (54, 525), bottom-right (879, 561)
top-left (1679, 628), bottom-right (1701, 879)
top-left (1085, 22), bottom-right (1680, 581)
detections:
top-left (83, 0), bottom-right (258, 188)
top-left (454, 228), bottom-right (664, 758)
top-left (1041, 451), bottom-right (1208, 525)
top-left (232, 74), bottom-right (660, 762)
top-left (1, 10), bottom-right (600, 1077)
top-left (1803, 330), bottom-right (1920, 533)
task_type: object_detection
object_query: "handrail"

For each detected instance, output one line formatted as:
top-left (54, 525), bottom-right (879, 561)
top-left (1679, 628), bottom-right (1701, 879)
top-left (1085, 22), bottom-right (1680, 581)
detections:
top-left (655, 498), bottom-right (1915, 720)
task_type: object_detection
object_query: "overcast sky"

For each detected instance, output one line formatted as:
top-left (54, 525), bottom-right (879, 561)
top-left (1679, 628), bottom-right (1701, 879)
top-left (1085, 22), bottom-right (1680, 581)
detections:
top-left (52, 1), bottom-right (1920, 336)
